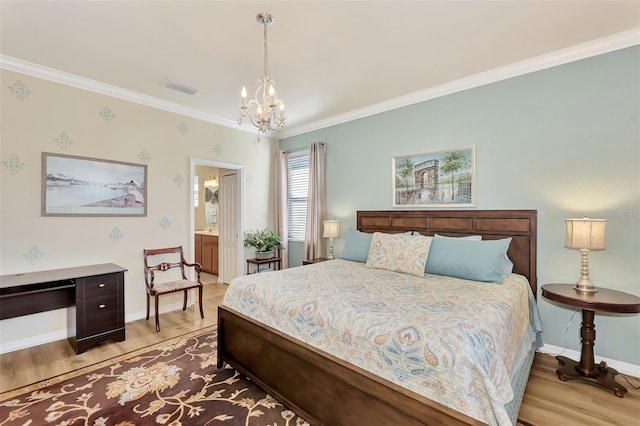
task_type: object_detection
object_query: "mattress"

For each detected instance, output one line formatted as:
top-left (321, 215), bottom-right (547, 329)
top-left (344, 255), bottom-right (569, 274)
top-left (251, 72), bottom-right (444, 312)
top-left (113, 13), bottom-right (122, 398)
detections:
top-left (223, 259), bottom-right (542, 425)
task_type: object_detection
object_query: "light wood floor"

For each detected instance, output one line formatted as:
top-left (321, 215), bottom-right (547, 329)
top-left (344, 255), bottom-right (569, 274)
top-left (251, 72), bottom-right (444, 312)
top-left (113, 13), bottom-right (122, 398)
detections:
top-left (1, 282), bottom-right (638, 425)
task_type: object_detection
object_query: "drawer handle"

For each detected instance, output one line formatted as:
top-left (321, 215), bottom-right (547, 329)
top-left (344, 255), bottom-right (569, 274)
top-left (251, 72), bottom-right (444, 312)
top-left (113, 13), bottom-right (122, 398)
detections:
top-left (99, 304), bottom-right (106, 309)
top-left (98, 283), bottom-right (106, 288)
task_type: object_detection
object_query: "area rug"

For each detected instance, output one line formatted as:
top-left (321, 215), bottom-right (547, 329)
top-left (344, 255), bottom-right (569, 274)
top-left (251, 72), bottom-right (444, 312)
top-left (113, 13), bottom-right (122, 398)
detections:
top-left (0, 326), bottom-right (309, 426)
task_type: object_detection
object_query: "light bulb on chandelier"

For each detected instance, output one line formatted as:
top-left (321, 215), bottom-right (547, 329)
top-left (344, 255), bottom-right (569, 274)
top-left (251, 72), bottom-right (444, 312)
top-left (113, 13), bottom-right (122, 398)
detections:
top-left (238, 13), bottom-right (286, 134)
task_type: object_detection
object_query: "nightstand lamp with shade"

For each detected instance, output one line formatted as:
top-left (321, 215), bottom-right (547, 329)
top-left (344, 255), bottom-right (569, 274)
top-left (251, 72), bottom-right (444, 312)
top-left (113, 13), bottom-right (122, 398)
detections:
top-left (565, 217), bottom-right (606, 293)
top-left (323, 220), bottom-right (340, 259)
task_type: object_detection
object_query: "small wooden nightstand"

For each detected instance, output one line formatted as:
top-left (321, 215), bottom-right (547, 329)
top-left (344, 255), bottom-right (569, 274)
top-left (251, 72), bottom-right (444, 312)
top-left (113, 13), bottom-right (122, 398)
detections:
top-left (302, 258), bottom-right (330, 265)
top-left (541, 284), bottom-right (640, 397)
top-left (246, 257), bottom-right (281, 274)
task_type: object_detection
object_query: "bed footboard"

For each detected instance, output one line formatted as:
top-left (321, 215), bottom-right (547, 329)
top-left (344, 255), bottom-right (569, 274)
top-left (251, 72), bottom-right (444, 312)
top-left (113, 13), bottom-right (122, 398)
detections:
top-left (217, 306), bottom-right (482, 426)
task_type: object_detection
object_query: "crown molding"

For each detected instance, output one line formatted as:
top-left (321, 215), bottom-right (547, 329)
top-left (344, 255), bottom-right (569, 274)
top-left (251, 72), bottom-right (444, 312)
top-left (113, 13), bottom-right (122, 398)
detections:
top-left (284, 28), bottom-right (640, 138)
top-left (2, 28), bottom-right (638, 140)
top-left (0, 55), bottom-right (257, 134)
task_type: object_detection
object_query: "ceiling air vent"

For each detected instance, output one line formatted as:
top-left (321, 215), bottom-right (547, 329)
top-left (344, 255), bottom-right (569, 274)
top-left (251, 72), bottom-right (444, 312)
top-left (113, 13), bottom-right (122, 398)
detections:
top-left (159, 79), bottom-right (199, 95)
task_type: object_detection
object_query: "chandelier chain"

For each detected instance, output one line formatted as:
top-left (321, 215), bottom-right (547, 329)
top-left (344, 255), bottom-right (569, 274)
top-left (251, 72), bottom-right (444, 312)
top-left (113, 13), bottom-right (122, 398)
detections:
top-left (263, 22), bottom-right (269, 77)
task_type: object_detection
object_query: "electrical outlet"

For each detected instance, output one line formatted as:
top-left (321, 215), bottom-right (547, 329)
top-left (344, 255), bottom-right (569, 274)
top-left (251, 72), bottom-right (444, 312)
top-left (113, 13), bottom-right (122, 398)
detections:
top-left (138, 280), bottom-right (145, 292)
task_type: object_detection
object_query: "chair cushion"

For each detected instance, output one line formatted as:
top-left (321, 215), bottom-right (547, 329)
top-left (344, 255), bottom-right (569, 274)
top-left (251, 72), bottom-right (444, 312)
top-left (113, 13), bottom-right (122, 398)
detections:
top-left (152, 279), bottom-right (201, 293)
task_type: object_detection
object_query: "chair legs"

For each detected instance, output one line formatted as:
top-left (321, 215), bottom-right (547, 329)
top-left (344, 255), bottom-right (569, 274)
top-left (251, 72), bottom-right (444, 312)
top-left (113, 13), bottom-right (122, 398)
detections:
top-left (154, 296), bottom-right (160, 332)
top-left (145, 293), bottom-right (150, 320)
top-left (148, 288), bottom-right (204, 332)
top-left (145, 292), bottom-right (161, 333)
top-left (182, 290), bottom-right (188, 311)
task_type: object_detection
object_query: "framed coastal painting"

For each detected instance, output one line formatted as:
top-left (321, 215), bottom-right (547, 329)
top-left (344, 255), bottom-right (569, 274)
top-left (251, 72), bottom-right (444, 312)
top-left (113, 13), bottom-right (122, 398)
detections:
top-left (392, 146), bottom-right (475, 208)
top-left (41, 152), bottom-right (147, 216)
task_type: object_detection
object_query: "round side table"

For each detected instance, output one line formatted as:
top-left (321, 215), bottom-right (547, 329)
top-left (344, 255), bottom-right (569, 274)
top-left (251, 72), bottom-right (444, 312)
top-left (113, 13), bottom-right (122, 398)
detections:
top-left (541, 284), bottom-right (640, 397)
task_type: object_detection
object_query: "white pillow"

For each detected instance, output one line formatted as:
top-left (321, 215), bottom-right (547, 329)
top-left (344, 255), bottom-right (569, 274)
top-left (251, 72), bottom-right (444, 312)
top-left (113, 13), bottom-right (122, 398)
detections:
top-left (365, 232), bottom-right (432, 277)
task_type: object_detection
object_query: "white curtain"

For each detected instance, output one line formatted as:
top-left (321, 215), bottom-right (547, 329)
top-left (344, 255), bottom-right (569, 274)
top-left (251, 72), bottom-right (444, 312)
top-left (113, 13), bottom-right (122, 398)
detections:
top-left (304, 142), bottom-right (327, 260)
top-left (273, 150), bottom-right (289, 269)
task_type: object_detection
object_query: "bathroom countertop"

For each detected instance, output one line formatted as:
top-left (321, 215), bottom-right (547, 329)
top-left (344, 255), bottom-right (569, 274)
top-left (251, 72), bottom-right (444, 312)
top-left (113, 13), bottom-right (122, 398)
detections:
top-left (195, 229), bottom-right (219, 236)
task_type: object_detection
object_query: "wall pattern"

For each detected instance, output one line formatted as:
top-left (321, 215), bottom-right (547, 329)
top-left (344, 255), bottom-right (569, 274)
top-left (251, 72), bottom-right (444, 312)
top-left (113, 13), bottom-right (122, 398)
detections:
top-left (109, 227), bottom-right (125, 243)
top-left (177, 120), bottom-right (189, 135)
top-left (1, 154), bottom-right (25, 174)
top-left (8, 79), bottom-right (30, 100)
top-left (98, 105), bottom-right (116, 123)
top-left (54, 131), bottom-right (73, 151)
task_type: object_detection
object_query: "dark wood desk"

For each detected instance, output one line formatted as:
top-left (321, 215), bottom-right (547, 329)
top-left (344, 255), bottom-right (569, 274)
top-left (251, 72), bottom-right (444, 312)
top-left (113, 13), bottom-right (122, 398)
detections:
top-left (541, 284), bottom-right (640, 397)
top-left (1, 263), bottom-right (127, 354)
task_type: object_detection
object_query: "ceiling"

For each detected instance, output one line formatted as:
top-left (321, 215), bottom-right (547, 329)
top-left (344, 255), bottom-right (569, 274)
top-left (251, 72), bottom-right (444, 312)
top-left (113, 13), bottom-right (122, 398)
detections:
top-left (1, 1), bottom-right (639, 137)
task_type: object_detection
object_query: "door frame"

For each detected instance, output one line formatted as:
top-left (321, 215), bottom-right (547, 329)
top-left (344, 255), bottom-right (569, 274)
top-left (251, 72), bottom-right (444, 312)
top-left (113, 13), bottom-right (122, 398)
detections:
top-left (190, 157), bottom-right (244, 283)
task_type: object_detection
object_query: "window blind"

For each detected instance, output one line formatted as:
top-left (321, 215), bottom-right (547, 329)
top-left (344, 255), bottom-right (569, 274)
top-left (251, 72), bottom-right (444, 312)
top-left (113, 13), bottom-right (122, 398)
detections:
top-left (287, 152), bottom-right (309, 241)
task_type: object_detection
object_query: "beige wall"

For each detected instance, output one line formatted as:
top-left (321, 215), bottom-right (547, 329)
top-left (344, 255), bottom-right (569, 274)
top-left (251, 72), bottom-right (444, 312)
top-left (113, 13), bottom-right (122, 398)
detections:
top-left (0, 69), bottom-right (276, 352)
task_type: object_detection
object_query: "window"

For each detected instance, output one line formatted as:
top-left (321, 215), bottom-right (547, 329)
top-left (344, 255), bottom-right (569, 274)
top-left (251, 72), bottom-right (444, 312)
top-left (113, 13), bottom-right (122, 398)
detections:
top-left (287, 151), bottom-right (309, 241)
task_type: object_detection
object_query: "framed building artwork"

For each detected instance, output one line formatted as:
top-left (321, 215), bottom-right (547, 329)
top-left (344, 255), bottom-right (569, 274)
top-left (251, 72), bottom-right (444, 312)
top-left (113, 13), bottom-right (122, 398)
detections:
top-left (42, 152), bottom-right (147, 217)
top-left (392, 146), bottom-right (475, 208)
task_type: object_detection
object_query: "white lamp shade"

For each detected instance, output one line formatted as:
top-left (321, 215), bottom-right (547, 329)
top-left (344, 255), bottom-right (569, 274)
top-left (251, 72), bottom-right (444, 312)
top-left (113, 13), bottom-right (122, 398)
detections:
top-left (565, 217), bottom-right (606, 250)
top-left (322, 220), bottom-right (340, 238)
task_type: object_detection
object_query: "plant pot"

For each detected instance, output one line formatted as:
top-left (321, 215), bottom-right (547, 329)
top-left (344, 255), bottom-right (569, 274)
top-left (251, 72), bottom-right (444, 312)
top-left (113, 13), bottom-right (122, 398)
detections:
top-left (255, 250), bottom-right (275, 260)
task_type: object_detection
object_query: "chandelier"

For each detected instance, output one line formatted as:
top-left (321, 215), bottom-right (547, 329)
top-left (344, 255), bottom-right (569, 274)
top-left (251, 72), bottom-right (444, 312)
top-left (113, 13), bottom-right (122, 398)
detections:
top-left (238, 13), bottom-right (286, 133)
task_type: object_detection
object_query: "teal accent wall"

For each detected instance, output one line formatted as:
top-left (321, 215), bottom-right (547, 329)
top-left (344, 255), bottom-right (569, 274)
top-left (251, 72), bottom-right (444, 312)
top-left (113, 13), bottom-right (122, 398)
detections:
top-left (280, 46), bottom-right (640, 366)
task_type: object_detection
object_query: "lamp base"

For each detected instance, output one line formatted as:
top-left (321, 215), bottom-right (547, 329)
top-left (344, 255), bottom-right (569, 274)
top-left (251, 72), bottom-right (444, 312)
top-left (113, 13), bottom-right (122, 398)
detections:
top-left (574, 284), bottom-right (598, 293)
top-left (574, 249), bottom-right (598, 293)
top-left (574, 276), bottom-right (598, 293)
top-left (327, 237), bottom-right (334, 260)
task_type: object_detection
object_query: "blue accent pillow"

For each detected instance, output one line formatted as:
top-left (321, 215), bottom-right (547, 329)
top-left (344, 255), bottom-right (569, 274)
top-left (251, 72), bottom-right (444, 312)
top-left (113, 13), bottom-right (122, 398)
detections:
top-left (503, 256), bottom-right (514, 277)
top-left (339, 228), bottom-right (373, 263)
top-left (425, 235), bottom-right (512, 283)
top-left (433, 234), bottom-right (514, 277)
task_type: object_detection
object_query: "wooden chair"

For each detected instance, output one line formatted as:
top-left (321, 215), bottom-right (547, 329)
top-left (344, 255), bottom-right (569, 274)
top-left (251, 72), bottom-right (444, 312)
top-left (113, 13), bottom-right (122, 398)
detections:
top-left (143, 246), bottom-right (204, 332)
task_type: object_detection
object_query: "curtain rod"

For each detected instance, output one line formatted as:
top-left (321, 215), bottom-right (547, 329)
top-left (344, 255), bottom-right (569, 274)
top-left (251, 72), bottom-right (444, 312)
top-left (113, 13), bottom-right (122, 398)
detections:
top-left (285, 142), bottom-right (324, 154)
top-left (286, 147), bottom-right (308, 154)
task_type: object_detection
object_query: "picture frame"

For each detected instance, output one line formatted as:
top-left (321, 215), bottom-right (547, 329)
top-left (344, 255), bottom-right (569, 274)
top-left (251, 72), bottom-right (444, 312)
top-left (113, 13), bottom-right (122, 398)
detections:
top-left (392, 146), bottom-right (475, 208)
top-left (42, 152), bottom-right (147, 217)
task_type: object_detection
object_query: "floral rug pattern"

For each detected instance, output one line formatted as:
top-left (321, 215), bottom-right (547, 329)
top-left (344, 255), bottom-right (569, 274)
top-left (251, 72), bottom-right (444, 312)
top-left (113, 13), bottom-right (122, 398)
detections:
top-left (0, 326), bottom-right (309, 426)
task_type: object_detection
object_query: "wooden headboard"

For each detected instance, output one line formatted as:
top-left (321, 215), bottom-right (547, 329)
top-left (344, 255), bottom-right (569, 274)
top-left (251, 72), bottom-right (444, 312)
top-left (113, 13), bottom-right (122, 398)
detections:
top-left (357, 210), bottom-right (537, 295)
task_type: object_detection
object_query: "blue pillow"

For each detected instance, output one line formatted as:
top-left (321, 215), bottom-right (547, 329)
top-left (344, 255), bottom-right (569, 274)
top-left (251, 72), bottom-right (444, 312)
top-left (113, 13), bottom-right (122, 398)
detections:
top-left (433, 234), bottom-right (514, 277)
top-left (502, 256), bottom-right (514, 277)
top-left (426, 234), bottom-right (480, 271)
top-left (425, 235), bottom-right (512, 283)
top-left (339, 228), bottom-right (372, 263)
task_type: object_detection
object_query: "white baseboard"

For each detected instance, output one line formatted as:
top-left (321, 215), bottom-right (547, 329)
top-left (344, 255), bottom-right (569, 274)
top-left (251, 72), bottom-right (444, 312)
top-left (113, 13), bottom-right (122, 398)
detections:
top-left (0, 301), bottom-right (185, 354)
top-left (538, 344), bottom-right (640, 378)
top-left (0, 329), bottom-right (69, 355)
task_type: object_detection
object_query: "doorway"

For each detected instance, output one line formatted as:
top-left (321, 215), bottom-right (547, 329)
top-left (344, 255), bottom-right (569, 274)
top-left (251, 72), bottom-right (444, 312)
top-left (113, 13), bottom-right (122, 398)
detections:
top-left (190, 158), bottom-right (243, 284)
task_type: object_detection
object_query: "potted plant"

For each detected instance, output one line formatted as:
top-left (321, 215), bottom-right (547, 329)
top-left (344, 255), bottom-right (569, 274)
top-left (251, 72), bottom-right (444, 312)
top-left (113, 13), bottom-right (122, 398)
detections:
top-left (243, 228), bottom-right (285, 259)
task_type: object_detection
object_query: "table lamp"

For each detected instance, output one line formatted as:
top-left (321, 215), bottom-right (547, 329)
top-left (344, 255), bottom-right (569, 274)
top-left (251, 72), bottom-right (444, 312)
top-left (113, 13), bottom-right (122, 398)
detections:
top-left (322, 220), bottom-right (341, 259)
top-left (565, 217), bottom-right (606, 293)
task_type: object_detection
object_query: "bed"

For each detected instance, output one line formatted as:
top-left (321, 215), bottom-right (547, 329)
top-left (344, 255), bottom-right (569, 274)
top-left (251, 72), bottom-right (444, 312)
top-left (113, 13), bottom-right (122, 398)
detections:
top-left (217, 210), bottom-right (541, 425)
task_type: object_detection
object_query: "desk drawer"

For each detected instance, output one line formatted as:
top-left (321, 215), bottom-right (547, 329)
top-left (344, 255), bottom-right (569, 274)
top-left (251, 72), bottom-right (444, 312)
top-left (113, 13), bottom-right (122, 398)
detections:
top-left (77, 274), bottom-right (119, 298)
top-left (78, 293), bottom-right (121, 335)
top-left (72, 270), bottom-right (125, 353)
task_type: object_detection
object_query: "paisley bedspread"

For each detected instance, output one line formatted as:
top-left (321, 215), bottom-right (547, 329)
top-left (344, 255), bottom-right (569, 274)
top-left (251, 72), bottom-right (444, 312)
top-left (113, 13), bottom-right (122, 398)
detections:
top-left (223, 259), bottom-right (540, 425)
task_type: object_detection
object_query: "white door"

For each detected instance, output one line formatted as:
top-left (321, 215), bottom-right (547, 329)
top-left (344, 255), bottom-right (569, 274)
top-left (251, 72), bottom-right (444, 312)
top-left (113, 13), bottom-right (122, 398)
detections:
top-left (219, 171), bottom-right (241, 283)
